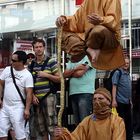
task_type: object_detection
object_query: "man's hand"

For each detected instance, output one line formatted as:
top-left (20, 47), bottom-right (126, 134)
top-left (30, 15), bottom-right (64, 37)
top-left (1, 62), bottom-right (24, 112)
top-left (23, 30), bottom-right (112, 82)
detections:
top-left (24, 108), bottom-right (30, 120)
top-left (32, 94), bottom-right (39, 105)
top-left (87, 13), bottom-right (103, 25)
top-left (112, 99), bottom-right (118, 108)
top-left (56, 15), bottom-right (67, 27)
top-left (54, 127), bottom-right (64, 137)
top-left (37, 71), bottom-right (49, 78)
top-left (75, 64), bottom-right (88, 71)
top-left (63, 69), bottom-right (75, 78)
top-left (0, 98), bottom-right (3, 108)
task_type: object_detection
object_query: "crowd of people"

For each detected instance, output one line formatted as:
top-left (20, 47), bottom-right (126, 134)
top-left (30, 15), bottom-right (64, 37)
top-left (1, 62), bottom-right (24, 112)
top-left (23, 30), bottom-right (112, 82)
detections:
top-left (0, 0), bottom-right (137, 140)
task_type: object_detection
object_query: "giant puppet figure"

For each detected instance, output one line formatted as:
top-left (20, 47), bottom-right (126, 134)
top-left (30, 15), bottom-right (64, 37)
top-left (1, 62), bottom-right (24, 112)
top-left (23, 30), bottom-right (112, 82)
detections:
top-left (54, 88), bottom-right (126, 140)
top-left (56, 0), bottom-right (124, 70)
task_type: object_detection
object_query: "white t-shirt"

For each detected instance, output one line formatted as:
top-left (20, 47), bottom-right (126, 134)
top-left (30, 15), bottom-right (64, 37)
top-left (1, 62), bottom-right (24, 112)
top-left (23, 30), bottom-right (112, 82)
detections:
top-left (0, 66), bottom-right (33, 106)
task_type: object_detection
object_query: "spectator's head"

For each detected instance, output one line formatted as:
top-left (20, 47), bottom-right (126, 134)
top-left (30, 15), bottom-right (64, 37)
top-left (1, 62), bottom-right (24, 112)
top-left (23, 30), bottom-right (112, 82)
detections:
top-left (12, 51), bottom-right (27, 65)
top-left (27, 53), bottom-right (35, 65)
top-left (32, 38), bottom-right (45, 48)
top-left (32, 38), bottom-right (46, 57)
top-left (93, 87), bottom-right (111, 119)
top-left (122, 56), bottom-right (130, 70)
top-left (27, 53), bottom-right (35, 59)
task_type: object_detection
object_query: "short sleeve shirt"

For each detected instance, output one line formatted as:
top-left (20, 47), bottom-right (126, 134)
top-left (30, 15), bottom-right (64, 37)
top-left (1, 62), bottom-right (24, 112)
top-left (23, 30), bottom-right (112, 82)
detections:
top-left (112, 68), bottom-right (131, 104)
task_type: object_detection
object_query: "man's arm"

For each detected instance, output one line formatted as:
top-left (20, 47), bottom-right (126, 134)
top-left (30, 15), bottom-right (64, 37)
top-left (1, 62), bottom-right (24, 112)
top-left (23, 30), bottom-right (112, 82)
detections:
top-left (112, 85), bottom-right (118, 107)
top-left (63, 69), bottom-right (75, 78)
top-left (0, 80), bottom-right (4, 108)
top-left (0, 80), bottom-right (4, 98)
top-left (54, 117), bottom-right (89, 140)
top-left (112, 70), bottom-right (121, 107)
top-left (24, 87), bottom-right (33, 119)
top-left (55, 0), bottom-right (86, 33)
top-left (64, 64), bottom-right (90, 78)
top-left (37, 71), bottom-right (60, 83)
top-left (72, 64), bottom-right (90, 78)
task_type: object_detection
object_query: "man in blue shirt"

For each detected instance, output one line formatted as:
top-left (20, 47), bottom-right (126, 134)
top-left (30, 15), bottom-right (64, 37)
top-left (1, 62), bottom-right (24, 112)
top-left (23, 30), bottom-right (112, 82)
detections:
top-left (112, 57), bottom-right (133, 140)
top-left (64, 55), bottom-right (96, 126)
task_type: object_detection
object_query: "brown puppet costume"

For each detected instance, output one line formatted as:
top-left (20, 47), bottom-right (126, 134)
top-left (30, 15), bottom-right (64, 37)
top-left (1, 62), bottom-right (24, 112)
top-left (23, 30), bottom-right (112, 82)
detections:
top-left (56, 0), bottom-right (125, 70)
top-left (54, 88), bottom-right (126, 140)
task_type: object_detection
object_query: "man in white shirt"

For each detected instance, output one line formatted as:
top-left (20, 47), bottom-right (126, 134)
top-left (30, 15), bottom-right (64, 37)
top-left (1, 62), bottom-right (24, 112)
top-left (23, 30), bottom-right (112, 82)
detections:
top-left (0, 51), bottom-right (33, 140)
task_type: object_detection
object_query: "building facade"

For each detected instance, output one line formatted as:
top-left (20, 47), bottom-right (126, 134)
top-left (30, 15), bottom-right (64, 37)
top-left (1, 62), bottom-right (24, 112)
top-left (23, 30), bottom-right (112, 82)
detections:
top-left (0, 0), bottom-right (77, 70)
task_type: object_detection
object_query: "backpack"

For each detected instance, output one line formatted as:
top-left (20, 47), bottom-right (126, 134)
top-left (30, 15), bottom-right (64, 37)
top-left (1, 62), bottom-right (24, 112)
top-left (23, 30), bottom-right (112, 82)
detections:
top-left (103, 69), bottom-right (122, 94)
top-left (29, 57), bottom-right (60, 94)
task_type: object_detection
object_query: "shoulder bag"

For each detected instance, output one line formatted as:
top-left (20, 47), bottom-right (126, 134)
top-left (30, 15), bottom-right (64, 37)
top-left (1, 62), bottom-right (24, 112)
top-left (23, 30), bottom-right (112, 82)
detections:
top-left (10, 66), bottom-right (26, 106)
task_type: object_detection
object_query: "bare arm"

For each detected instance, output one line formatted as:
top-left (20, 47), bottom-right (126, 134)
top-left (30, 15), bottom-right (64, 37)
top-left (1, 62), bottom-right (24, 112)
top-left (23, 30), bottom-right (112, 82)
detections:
top-left (0, 80), bottom-right (4, 98)
top-left (24, 87), bottom-right (33, 119)
top-left (64, 64), bottom-right (90, 78)
top-left (55, 0), bottom-right (86, 33)
top-left (0, 80), bottom-right (4, 108)
top-left (63, 69), bottom-right (75, 78)
top-left (112, 85), bottom-right (118, 107)
top-left (36, 71), bottom-right (60, 83)
top-left (47, 72), bottom-right (60, 83)
top-left (72, 64), bottom-right (90, 78)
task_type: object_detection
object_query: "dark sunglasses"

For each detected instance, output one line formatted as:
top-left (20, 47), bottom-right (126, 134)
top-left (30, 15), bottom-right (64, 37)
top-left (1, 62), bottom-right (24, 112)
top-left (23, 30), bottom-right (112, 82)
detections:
top-left (11, 59), bottom-right (19, 62)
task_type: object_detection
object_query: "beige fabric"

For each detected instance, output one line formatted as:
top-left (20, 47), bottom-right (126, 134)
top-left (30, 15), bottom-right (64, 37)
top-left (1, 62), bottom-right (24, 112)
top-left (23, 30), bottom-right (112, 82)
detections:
top-left (62, 30), bottom-right (124, 70)
top-left (61, 0), bottom-right (125, 70)
top-left (94, 87), bottom-right (111, 102)
top-left (63, 0), bottom-right (122, 41)
top-left (55, 114), bottom-right (126, 140)
top-left (93, 100), bottom-right (112, 120)
top-left (91, 45), bottom-right (124, 70)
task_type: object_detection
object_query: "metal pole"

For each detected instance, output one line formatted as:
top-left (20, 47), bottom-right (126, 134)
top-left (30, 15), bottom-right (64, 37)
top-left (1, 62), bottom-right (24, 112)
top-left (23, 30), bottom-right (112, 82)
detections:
top-left (61, 0), bottom-right (65, 72)
top-left (128, 0), bottom-right (132, 79)
top-left (61, 0), bottom-right (65, 15)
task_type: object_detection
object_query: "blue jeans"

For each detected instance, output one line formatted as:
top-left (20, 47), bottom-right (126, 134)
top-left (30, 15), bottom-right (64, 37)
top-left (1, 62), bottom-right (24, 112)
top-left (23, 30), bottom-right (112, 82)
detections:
top-left (70, 93), bottom-right (93, 125)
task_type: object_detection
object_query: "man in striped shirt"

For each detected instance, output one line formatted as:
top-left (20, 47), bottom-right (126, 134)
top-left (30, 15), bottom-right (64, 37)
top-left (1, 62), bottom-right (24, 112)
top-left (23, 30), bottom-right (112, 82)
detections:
top-left (28, 38), bottom-right (60, 140)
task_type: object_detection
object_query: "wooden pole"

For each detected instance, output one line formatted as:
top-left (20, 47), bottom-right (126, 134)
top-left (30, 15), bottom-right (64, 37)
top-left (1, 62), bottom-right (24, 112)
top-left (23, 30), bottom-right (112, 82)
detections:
top-left (57, 27), bottom-right (65, 127)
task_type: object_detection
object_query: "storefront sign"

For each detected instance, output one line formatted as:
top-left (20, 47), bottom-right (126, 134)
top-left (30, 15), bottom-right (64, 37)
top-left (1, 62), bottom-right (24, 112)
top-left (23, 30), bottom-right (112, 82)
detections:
top-left (123, 49), bottom-right (140, 58)
top-left (132, 50), bottom-right (140, 58)
top-left (14, 40), bottom-right (33, 54)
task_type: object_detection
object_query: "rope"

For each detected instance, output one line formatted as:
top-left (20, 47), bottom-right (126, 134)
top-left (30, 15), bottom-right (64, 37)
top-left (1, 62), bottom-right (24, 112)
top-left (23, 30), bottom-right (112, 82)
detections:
top-left (57, 27), bottom-right (65, 127)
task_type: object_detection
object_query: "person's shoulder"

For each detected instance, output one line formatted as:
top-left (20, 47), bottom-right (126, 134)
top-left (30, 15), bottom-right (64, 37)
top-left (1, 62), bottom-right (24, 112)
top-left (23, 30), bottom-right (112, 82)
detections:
top-left (113, 68), bottom-right (121, 74)
top-left (4, 66), bottom-right (10, 71)
top-left (111, 114), bottom-right (125, 131)
top-left (80, 115), bottom-right (93, 124)
top-left (112, 68), bottom-right (122, 78)
top-left (24, 68), bottom-right (33, 76)
top-left (111, 113), bottom-right (124, 122)
top-left (5, 66), bottom-right (10, 69)
top-left (0, 66), bottom-right (10, 75)
top-left (78, 115), bottom-right (92, 128)
top-left (47, 57), bottom-right (57, 63)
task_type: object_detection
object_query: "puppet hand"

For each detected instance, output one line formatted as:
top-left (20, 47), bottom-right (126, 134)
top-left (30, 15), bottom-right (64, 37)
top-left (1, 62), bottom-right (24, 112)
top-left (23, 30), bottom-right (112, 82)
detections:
top-left (56, 15), bottom-right (67, 27)
top-left (87, 13), bottom-right (103, 25)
